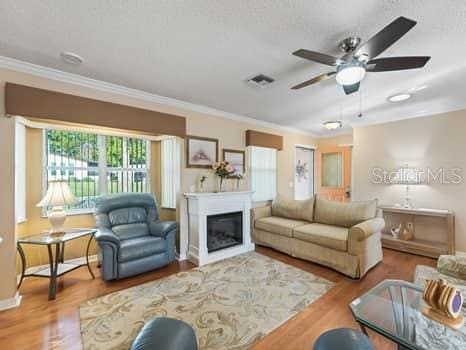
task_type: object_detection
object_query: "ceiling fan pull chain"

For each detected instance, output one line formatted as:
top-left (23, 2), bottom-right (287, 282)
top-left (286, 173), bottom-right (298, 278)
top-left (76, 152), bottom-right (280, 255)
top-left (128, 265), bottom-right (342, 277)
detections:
top-left (358, 88), bottom-right (363, 118)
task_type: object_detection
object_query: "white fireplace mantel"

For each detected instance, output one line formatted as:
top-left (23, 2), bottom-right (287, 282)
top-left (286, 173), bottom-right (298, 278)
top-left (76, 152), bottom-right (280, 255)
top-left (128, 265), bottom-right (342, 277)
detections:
top-left (184, 191), bottom-right (254, 266)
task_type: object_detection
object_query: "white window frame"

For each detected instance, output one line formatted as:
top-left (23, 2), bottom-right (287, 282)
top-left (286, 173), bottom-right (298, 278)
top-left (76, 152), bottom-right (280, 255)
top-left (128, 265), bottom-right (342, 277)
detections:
top-left (42, 129), bottom-right (151, 215)
top-left (249, 146), bottom-right (277, 202)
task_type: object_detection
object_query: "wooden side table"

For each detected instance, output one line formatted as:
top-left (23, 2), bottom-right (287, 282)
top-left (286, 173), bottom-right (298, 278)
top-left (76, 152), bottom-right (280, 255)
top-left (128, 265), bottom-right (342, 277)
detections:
top-left (379, 206), bottom-right (455, 258)
top-left (17, 228), bottom-right (96, 300)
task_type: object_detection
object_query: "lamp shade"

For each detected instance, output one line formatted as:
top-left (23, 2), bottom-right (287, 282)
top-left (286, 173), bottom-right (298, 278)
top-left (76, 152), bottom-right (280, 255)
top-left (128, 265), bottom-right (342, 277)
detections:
top-left (37, 181), bottom-right (77, 207)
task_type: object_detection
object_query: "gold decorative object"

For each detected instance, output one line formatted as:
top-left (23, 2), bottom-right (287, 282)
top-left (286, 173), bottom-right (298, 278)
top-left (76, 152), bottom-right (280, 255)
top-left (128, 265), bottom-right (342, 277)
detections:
top-left (422, 279), bottom-right (464, 329)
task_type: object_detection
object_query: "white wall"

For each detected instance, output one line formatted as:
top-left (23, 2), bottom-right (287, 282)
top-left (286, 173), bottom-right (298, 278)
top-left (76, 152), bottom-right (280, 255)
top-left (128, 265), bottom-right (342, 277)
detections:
top-left (352, 109), bottom-right (466, 252)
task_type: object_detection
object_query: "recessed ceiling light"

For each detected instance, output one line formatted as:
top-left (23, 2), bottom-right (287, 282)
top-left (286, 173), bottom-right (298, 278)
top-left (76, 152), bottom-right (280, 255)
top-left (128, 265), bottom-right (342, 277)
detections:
top-left (60, 52), bottom-right (83, 65)
top-left (323, 121), bottom-right (342, 130)
top-left (388, 93), bottom-right (412, 102)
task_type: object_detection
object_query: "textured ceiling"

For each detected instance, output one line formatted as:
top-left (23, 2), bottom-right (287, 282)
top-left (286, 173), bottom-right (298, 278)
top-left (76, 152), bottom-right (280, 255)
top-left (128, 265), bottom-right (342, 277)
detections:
top-left (1, 1), bottom-right (466, 136)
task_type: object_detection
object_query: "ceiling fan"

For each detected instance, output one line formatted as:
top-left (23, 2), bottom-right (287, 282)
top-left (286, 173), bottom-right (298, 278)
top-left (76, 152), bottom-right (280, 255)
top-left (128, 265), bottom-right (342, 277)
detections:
top-left (291, 16), bottom-right (431, 95)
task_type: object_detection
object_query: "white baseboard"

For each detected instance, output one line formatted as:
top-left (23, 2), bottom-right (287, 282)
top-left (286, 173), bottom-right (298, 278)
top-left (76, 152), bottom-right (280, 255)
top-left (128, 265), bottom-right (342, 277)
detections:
top-left (175, 252), bottom-right (187, 261)
top-left (18, 254), bottom-right (98, 282)
top-left (0, 292), bottom-right (22, 311)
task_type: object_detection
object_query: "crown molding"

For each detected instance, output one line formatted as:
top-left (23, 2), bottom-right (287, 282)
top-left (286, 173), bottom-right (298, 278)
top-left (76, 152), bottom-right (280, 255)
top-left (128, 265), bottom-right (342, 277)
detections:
top-left (0, 55), bottom-right (317, 137)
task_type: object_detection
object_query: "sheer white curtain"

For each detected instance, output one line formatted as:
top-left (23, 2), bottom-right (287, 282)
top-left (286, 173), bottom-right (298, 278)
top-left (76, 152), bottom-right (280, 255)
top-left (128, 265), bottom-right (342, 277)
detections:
top-left (161, 137), bottom-right (181, 209)
top-left (249, 146), bottom-right (277, 202)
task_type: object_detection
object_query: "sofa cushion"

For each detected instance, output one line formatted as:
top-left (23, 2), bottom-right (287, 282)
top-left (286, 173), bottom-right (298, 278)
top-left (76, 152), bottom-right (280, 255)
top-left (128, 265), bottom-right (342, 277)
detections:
top-left (118, 236), bottom-right (166, 263)
top-left (293, 223), bottom-right (348, 252)
top-left (314, 198), bottom-right (377, 228)
top-left (272, 195), bottom-right (315, 222)
top-left (255, 216), bottom-right (308, 237)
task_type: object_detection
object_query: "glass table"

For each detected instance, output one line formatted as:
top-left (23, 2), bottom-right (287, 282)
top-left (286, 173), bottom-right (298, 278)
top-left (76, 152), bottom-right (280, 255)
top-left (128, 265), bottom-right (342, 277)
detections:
top-left (350, 279), bottom-right (466, 350)
top-left (17, 228), bottom-right (96, 300)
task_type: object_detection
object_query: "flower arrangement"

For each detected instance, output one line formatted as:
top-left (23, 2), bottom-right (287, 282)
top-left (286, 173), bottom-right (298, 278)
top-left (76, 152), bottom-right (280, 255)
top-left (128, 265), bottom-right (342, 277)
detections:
top-left (212, 161), bottom-right (234, 191)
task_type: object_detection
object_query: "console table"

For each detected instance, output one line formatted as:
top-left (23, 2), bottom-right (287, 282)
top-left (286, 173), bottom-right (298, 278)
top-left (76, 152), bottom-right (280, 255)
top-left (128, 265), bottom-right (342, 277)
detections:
top-left (379, 206), bottom-right (455, 258)
top-left (17, 228), bottom-right (96, 300)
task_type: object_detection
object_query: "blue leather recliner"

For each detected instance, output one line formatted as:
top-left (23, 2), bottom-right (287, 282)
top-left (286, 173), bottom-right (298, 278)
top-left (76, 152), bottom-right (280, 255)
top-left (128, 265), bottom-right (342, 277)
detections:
top-left (94, 193), bottom-right (177, 281)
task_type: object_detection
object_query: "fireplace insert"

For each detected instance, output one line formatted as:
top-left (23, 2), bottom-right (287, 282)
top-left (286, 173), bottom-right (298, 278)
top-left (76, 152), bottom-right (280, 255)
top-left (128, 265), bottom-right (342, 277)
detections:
top-left (206, 211), bottom-right (243, 253)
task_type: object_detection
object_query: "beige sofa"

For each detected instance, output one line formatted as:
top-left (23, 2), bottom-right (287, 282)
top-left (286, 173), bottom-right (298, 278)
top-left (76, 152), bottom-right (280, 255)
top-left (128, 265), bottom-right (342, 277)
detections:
top-left (251, 196), bottom-right (385, 278)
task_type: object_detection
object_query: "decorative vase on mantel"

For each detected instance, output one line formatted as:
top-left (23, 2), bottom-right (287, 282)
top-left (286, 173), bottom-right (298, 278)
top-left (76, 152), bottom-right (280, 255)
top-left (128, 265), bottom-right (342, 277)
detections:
top-left (218, 177), bottom-right (224, 192)
top-left (231, 173), bottom-right (243, 191)
top-left (198, 175), bottom-right (208, 192)
top-left (212, 161), bottom-right (234, 193)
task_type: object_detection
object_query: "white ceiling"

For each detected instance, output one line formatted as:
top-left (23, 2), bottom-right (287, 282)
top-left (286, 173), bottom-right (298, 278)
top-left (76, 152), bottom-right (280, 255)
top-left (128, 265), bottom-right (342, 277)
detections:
top-left (1, 1), bottom-right (466, 136)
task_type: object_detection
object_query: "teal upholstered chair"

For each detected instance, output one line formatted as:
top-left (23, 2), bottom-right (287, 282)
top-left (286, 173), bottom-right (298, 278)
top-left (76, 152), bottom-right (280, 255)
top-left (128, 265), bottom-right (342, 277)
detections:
top-left (94, 193), bottom-right (177, 281)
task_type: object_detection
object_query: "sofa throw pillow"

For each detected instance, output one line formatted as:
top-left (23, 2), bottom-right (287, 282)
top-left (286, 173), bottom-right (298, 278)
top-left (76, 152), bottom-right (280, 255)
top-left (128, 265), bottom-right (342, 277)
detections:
top-left (272, 195), bottom-right (315, 222)
top-left (314, 198), bottom-right (378, 228)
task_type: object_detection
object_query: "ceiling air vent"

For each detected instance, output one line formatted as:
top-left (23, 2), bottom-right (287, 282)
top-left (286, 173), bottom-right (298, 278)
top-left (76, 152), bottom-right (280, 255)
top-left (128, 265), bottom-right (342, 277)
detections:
top-left (247, 74), bottom-right (275, 88)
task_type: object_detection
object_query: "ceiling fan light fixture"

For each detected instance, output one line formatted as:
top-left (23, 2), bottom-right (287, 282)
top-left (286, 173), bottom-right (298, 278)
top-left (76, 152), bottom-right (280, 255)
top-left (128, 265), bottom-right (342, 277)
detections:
top-left (323, 121), bottom-right (342, 130)
top-left (335, 66), bottom-right (366, 86)
top-left (388, 93), bottom-right (412, 102)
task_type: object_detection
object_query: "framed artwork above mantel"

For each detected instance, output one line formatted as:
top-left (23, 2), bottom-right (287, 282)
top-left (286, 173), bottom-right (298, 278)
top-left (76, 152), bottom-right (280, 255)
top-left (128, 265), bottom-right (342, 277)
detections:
top-left (222, 149), bottom-right (245, 176)
top-left (186, 135), bottom-right (218, 168)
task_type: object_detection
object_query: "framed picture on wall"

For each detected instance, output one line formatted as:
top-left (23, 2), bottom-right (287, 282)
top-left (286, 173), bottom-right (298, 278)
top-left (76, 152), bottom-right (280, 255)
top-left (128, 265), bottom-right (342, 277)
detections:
top-left (186, 136), bottom-right (218, 168)
top-left (223, 149), bottom-right (245, 175)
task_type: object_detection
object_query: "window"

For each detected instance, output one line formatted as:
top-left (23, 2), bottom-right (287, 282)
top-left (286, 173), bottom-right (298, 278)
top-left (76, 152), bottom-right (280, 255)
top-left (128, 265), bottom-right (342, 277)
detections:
top-left (44, 129), bottom-right (150, 212)
top-left (15, 121), bottom-right (26, 223)
top-left (294, 146), bottom-right (314, 200)
top-left (161, 138), bottom-right (181, 209)
top-left (321, 152), bottom-right (343, 187)
top-left (249, 146), bottom-right (277, 202)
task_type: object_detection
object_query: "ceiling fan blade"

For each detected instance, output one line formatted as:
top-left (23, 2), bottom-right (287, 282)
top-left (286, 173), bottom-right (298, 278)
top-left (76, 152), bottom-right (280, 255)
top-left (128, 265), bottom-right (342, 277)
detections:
top-left (366, 56), bottom-right (430, 72)
top-left (291, 72), bottom-right (336, 90)
top-left (343, 82), bottom-right (360, 95)
top-left (293, 49), bottom-right (345, 66)
top-left (355, 17), bottom-right (417, 59)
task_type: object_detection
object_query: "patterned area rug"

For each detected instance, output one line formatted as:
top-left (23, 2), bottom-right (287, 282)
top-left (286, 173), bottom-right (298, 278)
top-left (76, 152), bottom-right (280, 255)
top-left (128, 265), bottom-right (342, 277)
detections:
top-left (79, 252), bottom-right (334, 350)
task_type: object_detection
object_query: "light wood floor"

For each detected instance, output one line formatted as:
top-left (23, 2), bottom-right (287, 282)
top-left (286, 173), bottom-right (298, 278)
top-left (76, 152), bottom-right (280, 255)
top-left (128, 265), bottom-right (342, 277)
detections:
top-left (0, 247), bottom-right (436, 350)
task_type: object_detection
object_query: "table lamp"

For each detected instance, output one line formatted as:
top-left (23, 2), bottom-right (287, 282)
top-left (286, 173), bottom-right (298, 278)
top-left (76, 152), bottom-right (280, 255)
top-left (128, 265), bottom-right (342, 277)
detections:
top-left (37, 181), bottom-right (77, 234)
top-left (395, 166), bottom-right (422, 209)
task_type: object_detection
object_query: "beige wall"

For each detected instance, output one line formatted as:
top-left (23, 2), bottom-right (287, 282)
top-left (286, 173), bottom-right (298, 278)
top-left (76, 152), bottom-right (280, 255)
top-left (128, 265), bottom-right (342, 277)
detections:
top-left (0, 114), bottom-right (17, 303)
top-left (352, 109), bottom-right (466, 252)
top-left (0, 67), bottom-right (317, 302)
top-left (317, 133), bottom-right (353, 148)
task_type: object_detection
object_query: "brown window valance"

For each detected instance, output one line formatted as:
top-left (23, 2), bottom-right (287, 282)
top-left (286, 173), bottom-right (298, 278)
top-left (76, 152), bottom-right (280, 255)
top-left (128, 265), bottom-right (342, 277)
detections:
top-left (5, 83), bottom-right (186, 137)
top-left (246, 130), bottom-right (283, 150)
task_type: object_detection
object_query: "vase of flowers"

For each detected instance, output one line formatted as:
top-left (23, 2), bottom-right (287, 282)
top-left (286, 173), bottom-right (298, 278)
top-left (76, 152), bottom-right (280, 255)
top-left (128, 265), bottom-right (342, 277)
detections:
top-left (231, 173), bottom-right (243, 191)
top-left (212, 161), bottom-right (234, 192)
top-left (199, 174), bottom-right (208, 191)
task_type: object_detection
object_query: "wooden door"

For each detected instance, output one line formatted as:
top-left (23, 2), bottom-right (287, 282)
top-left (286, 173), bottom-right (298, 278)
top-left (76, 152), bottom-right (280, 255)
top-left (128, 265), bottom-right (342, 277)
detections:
top-left (315, 146), bottom-right (351, 202)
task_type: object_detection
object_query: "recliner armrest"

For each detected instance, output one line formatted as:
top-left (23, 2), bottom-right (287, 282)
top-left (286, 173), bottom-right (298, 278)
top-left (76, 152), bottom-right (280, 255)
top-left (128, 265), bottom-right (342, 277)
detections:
top-left (95, 228), bottom-right (121, 247)
top-left (150, 221), bottom-right (178, 239)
